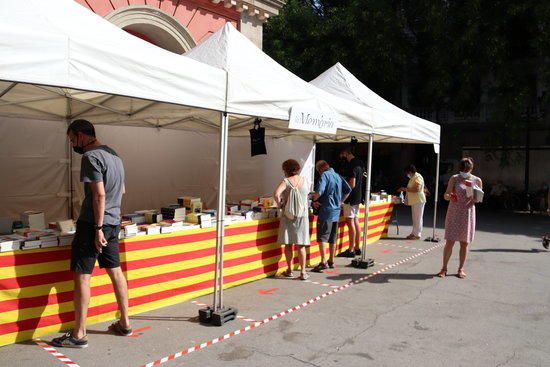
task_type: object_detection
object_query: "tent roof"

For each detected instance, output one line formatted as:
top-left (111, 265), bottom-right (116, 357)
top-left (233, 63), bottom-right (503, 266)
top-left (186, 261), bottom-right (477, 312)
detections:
top-left (0, 0), bottom-right (227, 132)
top-left (310, 63), bottom-right (441, 144)
top-left (185, 23), bottom-right (375, 140)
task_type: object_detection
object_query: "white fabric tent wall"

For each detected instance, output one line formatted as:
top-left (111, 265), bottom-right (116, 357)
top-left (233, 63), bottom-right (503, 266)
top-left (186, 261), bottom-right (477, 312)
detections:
top-left (0, 117), bottom-right (314, 223)
top-left (0, 117), bottom-right (70, 222)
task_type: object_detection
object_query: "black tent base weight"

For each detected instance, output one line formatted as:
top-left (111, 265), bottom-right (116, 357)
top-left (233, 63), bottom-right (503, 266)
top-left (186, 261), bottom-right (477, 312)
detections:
top-left (199, 306), bottom-right (238, 326)
top-left (424, 236), bottom-right (440, 242)
top-left (351, 257), bottom-right (375, 269)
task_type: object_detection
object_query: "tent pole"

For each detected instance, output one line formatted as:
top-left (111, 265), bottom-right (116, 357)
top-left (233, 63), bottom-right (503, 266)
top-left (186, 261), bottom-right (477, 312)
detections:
top-left (427, 151), bottom-right (441, 242)
top-left (66, 98), bottom-right (73, 220)
top-left (212, 111), bottom-right (229, 311)
top-left (311, 136), bottom-right (317, 191)
top-left (360, 134), bottom-right (374, 262)
top-left (217, 111), bottom-right (229, 310)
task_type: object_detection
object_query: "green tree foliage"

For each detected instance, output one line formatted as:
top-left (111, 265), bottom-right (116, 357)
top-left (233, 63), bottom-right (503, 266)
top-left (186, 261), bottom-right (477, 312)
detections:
top-left (264, 0), bottom-right (550, 134)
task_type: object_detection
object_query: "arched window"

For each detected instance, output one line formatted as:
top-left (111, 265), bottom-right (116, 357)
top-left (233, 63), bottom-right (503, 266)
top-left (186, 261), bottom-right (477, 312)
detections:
top-left (105, 6), bottom-right (196, 54)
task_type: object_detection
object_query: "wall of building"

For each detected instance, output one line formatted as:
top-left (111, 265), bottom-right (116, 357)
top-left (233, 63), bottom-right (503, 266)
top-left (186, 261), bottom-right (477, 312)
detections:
top-left (73, 0), bottom-right (281, 50)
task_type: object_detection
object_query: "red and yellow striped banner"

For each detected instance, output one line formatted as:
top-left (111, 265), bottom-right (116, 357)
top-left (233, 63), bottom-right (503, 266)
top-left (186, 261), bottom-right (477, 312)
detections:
top-left (0, 202), bottom-right (393, 346)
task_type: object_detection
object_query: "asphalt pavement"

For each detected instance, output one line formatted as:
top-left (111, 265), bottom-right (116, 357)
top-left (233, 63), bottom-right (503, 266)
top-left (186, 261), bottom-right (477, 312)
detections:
top-left (1, 206), bottom-right (549, 367)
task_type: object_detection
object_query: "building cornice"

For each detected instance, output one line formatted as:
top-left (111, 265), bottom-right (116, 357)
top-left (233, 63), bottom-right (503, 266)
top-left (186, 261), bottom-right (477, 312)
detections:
top-left (211, 0), bottom-right (285, 23)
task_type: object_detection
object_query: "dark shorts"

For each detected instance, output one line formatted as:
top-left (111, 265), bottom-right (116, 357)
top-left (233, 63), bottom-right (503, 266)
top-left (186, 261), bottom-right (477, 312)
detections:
top-left (71, 221), bottom-right (121, 274)
top-left (317, 220), bottom-right (338, 244)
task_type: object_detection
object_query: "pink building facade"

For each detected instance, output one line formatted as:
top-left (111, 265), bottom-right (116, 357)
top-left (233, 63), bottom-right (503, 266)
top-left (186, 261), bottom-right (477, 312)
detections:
top-left (74, 0), bottom-right (284, 52)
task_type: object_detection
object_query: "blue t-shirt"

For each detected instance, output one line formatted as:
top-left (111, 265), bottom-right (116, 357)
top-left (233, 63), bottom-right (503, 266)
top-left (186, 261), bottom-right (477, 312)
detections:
top-left (315, 168), bottom-right (351, 222)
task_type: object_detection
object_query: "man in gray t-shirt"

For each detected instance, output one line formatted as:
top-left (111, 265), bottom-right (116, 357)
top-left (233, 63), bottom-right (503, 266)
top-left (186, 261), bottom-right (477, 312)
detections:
top-left (52, 120), bottom-right (132, 349)
top-left (79, 145), bottom-right (125, 226)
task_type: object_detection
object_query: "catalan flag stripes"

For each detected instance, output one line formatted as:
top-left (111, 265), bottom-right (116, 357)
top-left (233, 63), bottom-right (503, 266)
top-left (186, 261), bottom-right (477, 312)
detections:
top-left (0, 202), bottom-right (393, 346)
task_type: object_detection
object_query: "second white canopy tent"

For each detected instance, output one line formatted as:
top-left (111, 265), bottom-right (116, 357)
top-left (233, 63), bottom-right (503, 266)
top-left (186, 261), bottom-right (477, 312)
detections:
top-left (310, 63), bottom-right (442, 250)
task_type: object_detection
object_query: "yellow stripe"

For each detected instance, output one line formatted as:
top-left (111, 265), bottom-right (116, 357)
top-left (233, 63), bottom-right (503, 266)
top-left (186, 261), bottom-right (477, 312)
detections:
top-left (0, 205), bottom-right (394, 347)
top-left (0, 227), bottom-right (277, 280)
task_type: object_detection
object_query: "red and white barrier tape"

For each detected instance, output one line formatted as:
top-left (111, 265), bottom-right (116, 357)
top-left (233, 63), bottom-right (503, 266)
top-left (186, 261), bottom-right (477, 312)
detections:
top-left (304, 280), bottom-right (340, 288)
top-left (34, 339), bottom-right (80, 367)
top-left (236, 315), bottom-right (259, 323)
top-left (141, 243), bottom-right (442, 367)
top-left (377, 242), bottom-right (421, 251)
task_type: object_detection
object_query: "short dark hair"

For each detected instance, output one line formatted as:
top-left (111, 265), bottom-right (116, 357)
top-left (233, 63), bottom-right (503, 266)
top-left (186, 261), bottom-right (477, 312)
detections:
top-left (405, 164), bottom-right (417, 174)
top-left (282, 159), bottom-right (301, 177)
top-left (340, 147), bottom-right (353, 155)
top-left (67, 119), bottom-right (95, 137)
top-left (459, 157), bottom-right (474, 172)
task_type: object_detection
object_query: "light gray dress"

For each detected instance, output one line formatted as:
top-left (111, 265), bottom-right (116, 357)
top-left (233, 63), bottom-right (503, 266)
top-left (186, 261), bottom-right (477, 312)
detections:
top-left (277, 177), bottom-right (311, 246)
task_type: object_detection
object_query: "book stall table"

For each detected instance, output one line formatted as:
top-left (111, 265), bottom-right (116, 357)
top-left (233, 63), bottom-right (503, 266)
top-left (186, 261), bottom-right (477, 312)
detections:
top-left (0, 202), bottom-right (393, 346)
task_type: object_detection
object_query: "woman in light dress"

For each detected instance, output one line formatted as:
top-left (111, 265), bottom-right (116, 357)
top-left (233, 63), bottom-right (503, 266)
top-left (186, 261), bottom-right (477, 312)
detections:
top-left (274, 159), bottom-right (310, 280)
top-left (439, 157), bottom-right (483, 279)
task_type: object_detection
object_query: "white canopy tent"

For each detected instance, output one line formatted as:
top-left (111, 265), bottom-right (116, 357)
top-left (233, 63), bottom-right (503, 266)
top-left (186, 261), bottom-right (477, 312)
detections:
top-left (184, 23), bottom-right (377, 140)
top-left (0, 0), bottom-right (228, 128)
top-left (0, 1), bottom-right (383, 319)
top-left (311, 63), bottom-right (440, 145)
top-left (183, 23), bottom-right (386, 311)
top-left (311, 63), bottom-right (442, 256)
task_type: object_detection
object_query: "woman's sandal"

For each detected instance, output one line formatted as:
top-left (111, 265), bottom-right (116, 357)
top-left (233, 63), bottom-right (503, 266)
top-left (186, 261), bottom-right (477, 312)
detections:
top-left (457, 269), bottom-right (467, 279)
top-left (108, 320), bottom-right (133, 336)
top-left (281, 269), bottom-right (294, 278)
top-left (299, 272), bottom-right (309, 281)
top-left (437, 268), bottom-right (447, 278)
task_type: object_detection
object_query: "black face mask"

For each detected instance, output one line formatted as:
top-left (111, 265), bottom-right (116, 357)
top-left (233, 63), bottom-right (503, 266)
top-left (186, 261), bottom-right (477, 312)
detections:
top-left (72, 137), bottom-right (96, 155)
top-left (73, 146), bottom-right (85, 155)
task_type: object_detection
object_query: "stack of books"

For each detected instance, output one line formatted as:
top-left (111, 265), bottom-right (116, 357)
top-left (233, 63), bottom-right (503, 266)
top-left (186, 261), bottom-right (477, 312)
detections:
top-left (58, 234), bottom-right (74, 247)
top-left (21, 211), bottom-right (45, 230)
top-left (161, 206), bottom-right (186, 221)
top-left (0, 234), bottom-right (24, 252)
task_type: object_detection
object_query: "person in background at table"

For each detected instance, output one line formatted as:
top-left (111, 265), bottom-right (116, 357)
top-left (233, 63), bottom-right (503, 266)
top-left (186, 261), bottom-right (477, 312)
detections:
top-left (398, 165), bottom-right (426, 240)
top-left (311, 160), bottom-right (351, 272)
top-left (338, 148), bottom-right (365, 258)
top-left (52, 119), bottom-right (131, 348)
top-left (438, 157), bottom-right (483, 279)
top-left (274, 159), bottom-right (311, 280)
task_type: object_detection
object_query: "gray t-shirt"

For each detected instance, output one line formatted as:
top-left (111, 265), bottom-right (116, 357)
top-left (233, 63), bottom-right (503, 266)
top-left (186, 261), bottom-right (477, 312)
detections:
top-left (79, 145), bottom-right (125, 226)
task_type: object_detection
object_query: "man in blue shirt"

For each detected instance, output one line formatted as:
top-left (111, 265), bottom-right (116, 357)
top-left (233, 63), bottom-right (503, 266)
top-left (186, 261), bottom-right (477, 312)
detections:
top-left (312, 160), bottom-right (351, 272)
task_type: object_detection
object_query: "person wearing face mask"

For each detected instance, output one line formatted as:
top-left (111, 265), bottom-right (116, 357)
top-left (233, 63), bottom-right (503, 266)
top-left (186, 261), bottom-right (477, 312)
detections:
top-left (52, 119), bottom-right (130, 348)
top-left (438, 157), bottom-right (483, 279)
top-left (398, 165), bottom-right (426, 240)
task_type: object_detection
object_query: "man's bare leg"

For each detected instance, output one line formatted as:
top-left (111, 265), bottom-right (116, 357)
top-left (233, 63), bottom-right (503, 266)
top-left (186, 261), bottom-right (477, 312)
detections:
top-left (106, 267), bottom-right (130, 329)
top-left (73, 273), bottom-right (91, 339)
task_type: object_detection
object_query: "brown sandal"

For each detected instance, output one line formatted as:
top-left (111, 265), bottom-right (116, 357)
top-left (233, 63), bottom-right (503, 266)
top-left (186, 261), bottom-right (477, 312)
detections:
top-left (457, 269), bottom-right (467, 279)
top-left (437, 268), bottom-right (447, 277)
top-left (281, 269), bottom-right (294, 278)
top-left (109, 320), bottom-right (133, 336)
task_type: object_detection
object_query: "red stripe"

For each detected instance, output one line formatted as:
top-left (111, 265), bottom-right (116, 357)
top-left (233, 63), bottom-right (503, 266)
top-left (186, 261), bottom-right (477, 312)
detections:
top-left (0, 207), bottom-right (392, 269)
top-left (0, 212), bottom-right (391, 287)
top-left (0, 261), bottom-right (217, 313)
top-left (1, 250), bottom-right (326, 335)
top-left (0, 235), bottom-right (281, 291)
top-left (0, 216), bottom-right (392, 332)
top-left (0, 249), bottom-right (71, 268)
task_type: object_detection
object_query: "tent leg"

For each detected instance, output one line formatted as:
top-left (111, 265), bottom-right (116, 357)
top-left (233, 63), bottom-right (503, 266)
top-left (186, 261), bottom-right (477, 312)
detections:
top-left (311, 136), bottom-right (317, 191)
top-left (352, 134), bottom-right (375, 269)
top-left (198, 112), bottom-right (237, 326)
top-left (425, 152), bottom-right (441, 242)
